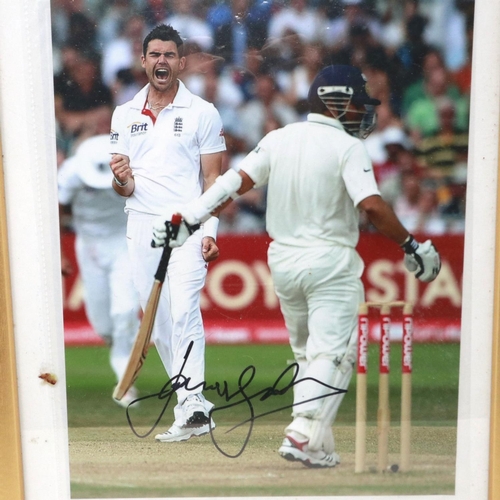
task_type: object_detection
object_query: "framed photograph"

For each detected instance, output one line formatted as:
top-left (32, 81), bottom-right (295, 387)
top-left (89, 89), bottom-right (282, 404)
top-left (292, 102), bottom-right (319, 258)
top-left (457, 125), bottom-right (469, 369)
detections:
top-left (1, 0), bottom-right (499, 498)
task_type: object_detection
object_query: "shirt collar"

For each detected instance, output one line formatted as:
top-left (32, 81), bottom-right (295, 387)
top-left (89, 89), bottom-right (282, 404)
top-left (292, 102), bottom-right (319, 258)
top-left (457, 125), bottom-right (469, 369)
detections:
top-left (172, 80), bottom-right (192, 108)
top-left (131, 80), bottom-right (193, 109)
top-left (307, 113), bottom-right (345, 131)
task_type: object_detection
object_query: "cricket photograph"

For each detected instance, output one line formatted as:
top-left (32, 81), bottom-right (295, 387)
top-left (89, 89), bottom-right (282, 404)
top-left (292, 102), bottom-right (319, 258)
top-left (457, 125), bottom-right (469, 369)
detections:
top-left (1, 0), bottom-right (500, 500)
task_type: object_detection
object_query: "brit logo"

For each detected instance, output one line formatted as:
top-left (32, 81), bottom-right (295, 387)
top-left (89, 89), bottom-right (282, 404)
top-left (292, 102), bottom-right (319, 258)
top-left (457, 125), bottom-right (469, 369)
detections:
top-left (129, 122), bottom-right (148, 136)
top-left (174, 117), bottom-right (183, 136)
top-left (110, 130), bottom-right (119, 143)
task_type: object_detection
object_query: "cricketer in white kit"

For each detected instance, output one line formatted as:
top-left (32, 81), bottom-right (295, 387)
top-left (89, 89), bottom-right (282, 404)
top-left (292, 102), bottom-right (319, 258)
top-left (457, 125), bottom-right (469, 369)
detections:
top-left (109, 24), bottom-right (226, 442)
top-left (152, 65), bottom-right (441, 466)
top-left (58, 134), bottom-right (141, 407)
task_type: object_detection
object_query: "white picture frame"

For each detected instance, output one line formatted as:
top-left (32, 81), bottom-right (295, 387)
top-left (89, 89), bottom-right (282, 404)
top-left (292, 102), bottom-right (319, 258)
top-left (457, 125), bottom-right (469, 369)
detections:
top-left (1, 0), bottom-right (499, 499)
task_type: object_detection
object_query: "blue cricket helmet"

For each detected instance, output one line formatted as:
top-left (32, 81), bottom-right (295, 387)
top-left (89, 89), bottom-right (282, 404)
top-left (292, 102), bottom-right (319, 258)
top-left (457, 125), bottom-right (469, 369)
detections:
top-left (308, 65), bottom-right (381, 138)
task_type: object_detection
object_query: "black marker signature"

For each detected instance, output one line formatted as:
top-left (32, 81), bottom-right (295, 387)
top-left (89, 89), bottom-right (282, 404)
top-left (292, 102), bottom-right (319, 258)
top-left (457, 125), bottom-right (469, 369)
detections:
top-left (125, 341), bottom-right (347, 458)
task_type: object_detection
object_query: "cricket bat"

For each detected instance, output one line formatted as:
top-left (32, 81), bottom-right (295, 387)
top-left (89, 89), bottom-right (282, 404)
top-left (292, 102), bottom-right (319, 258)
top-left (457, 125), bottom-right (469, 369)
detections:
top-left (112, 214), bottom-right (182, 401)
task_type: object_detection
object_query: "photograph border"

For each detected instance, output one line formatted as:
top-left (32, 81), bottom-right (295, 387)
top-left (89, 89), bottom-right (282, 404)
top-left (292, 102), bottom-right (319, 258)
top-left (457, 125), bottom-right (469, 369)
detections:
top-left (1, 0), bottom-right (499, 499)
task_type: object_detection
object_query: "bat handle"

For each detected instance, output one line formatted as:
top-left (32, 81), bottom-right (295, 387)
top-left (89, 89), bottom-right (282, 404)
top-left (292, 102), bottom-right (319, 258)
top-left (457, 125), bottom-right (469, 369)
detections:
top-left (153, 215), bottom-right (182, 282)
top-left (154, 245), bottom-right (172, 282)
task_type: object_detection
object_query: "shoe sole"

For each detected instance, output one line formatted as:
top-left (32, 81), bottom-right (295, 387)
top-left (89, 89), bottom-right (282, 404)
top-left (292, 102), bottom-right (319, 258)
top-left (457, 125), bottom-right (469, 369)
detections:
top-left (278, 447), bottom-right (338, 468)
top-left (155, 428), bottom-right (209, 443)
top-left (279, 450), bottom-right (301, 462)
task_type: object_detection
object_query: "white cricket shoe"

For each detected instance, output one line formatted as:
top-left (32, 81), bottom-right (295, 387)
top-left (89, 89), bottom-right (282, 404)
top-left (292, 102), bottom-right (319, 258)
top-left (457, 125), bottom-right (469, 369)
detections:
top-left (278, 434), bottom-right (340, 468)
top-left (182, 394), bottom-right (210, 427)
top-left (155, 394), bottom-right (216, 443)
top-left (154, 418), bottom-right (216, 443)
top-left (113, 386), bottom-right (139, 408)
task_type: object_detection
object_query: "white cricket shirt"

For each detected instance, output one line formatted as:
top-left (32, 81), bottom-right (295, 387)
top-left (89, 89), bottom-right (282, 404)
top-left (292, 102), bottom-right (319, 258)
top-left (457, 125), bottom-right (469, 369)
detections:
top-left (58, 135), bottom-right (128, 238)
top-left (238, 113), bottom-right (381, 248)
top-left (110, 80), bottom-right (226, 216)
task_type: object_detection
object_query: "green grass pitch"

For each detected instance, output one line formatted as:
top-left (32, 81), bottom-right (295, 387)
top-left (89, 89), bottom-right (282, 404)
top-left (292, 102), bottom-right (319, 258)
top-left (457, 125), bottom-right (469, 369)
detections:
top-left (65, 342), bottom-right (460, 429)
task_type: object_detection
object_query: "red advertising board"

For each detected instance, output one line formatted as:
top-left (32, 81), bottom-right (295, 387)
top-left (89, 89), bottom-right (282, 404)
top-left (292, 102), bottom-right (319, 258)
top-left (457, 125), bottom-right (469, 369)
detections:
top-left (62, 233), bottom-right (463, 345)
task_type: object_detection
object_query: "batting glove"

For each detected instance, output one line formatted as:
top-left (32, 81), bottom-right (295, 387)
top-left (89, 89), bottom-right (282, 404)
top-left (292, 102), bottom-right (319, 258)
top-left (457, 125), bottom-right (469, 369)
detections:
top-left (401, 235), bottom-right (441, 282)
top-left (151, 214), bottom-right (200, 248)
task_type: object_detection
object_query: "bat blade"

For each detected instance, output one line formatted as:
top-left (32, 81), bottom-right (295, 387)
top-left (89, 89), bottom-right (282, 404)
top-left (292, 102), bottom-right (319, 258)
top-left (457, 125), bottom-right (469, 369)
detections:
top-left (113, 279), bottom-right (163, 401)
top-left (113, 219), bottom-right (178, 402)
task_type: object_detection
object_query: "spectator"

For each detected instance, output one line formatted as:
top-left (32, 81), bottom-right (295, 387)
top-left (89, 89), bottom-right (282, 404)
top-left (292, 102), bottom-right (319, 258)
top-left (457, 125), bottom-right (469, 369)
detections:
top-left (67, 11), bottom-right (99, 52)
top-left (323, 0), bottom-right (383, 52)
top-left (277, 42), bottom-right (327, 118)
top-left (181, 59), bottom-right (246, 134)
top-left (440, 176), bottom-right (467, 234)
top-left (212, 0), bottom-right (269, 68)
top-left (140, 0), bottom-right (169, 31)
top-left (231, 46), bottom-right (267, 102)
top-left (394, 6), bottom-right (433, 91)
top-left (101, 13), bottom-right (147, 88)
top-left (362, 64), bottom-right (403, 117)
top-left (238, 71), bottom-right (299, 150)
top-left (265, 28), bottom-right (306, 72)
top-left (330, 22), bottom-right (389, 70)
top-left (54, 43), bottom-right (80, 80)
top-left (163, 0), bottom-right (214, 52)
top-left (267, 0), bottom-right (327, 46)
top-left (451, 5), bottom-right (474, 96)
top-left (363, 99), bottom-right (405, 166)
top-left (96, 0), bottom-right (134, 49)
top-left (424, 0), bottom-right (471, 71)
top-left (404, 63), bottom-right (469, 141)
top-left (51, 0), bottom-right (88, 52)
top-left (374, 126), bottom-right (415, 205)
top-left (395, 180), bottom-right (447, 235)
top-left (109, 67), bottom-right (149, 106)
top-left (392, 169), bottom-right (422, 226)
top-left (413, 96), bottom-right (469, 182)
top-left (360, 154), bottom-right (422, 231)
top-left (378, 0), bottom-right (421, 53)
top-left (54, 48), bottom-right (113, 155)
top-left (401, 48), bottom-right (448, 115)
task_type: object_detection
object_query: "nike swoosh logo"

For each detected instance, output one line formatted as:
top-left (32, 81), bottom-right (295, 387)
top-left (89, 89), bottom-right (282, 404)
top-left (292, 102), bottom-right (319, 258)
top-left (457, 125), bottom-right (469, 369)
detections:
top-left (363, 168), bottom-right (371, 172)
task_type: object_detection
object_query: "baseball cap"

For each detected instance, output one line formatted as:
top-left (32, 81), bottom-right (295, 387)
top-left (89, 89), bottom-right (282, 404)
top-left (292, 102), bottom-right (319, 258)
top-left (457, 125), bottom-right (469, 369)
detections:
top-left (308, 65), bottom-right (381, 108)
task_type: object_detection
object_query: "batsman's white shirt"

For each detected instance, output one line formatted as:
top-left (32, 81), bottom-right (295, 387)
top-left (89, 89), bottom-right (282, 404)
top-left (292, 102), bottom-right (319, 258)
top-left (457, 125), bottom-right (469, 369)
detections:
top-left (238, 113), bottom-right (380, 249)
top-left (110, 81), bottom-right (226, 407)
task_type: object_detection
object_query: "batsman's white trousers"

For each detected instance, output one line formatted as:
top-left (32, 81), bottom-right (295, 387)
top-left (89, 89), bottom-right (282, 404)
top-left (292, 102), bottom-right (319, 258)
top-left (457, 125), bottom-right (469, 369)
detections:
top-left (75, 232), bottom-right (140, 381)
top-left (268, 242), bottom-right (364, 417)
top-left (126, 214), bottom-right (207, 405)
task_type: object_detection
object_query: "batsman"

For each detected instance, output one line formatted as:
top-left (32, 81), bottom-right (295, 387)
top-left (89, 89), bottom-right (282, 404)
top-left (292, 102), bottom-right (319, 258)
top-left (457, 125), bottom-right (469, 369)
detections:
top-left (153, 65), bottom-right (442, 467)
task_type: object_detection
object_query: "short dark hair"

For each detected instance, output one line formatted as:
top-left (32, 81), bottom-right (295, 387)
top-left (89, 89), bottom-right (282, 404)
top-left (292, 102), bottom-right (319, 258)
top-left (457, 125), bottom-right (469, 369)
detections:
top-left (142, 24), bottom-right (184, 57)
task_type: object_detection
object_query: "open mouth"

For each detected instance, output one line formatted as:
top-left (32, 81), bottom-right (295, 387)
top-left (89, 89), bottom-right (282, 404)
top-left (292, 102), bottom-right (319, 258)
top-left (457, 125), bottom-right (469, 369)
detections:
top-left (155, 68), bottom-right (169, 81)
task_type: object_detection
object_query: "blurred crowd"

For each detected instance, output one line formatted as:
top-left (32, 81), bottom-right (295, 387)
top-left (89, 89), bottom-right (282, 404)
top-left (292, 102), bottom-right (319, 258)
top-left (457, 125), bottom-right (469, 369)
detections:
top-left (52, 0), bottom-right (474, 236)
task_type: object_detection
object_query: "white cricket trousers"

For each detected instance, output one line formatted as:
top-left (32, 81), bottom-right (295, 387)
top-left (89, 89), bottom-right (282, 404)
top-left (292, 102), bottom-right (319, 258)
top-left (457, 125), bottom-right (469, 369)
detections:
top-left (268, 242), bottom-right (364, 419)
top-left (268, 242), bottom-right (364, 363)
top-left (75, 232), bottom-right (140, 381)
top-left (126, 214), bottom-right (207, 405)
